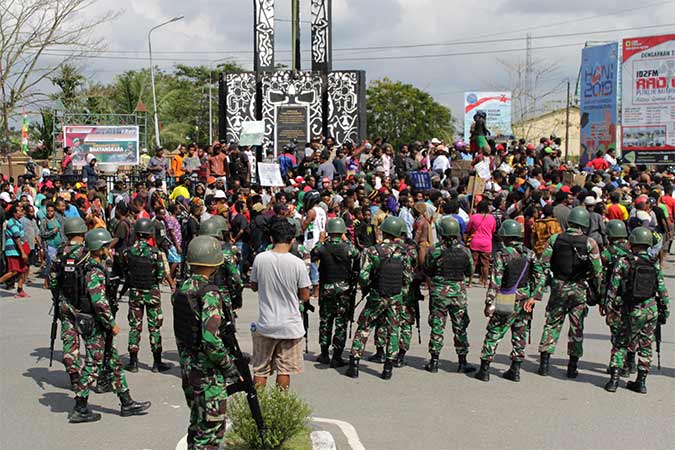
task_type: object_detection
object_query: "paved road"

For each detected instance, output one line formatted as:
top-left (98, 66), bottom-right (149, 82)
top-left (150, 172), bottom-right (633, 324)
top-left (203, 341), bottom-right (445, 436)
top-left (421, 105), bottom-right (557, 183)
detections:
top-left (1, 257), bottom-right (674, 450)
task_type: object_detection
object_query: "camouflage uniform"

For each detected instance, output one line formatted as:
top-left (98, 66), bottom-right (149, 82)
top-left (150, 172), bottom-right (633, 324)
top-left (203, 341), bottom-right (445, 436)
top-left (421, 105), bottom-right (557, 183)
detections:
top-left (600, 240), bottom-right (632, 369)
top-left (126, 240), bottom-right (166, 355)
top-left (350, 239), bottom-right (415, 361)
top-left (398, 239), bottom-right (420, 354)
top-left (480, 242), bottom-right (544, 363)
top-left (538, 228), bottom-right (602, 358)
top-left (605, 252), bottom-right (670, 373)
top-left (174, 274), bottom-right (234, 450)
top-left (219, 244), bottom-right (243, 309)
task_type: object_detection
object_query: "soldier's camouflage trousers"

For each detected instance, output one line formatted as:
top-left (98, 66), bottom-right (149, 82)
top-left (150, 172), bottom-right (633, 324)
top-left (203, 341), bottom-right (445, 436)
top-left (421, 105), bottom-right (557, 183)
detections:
top-left (480, 301), bottom-right (531, 362)
top-left (608, 310), bottom-right (631, 370)
top-left (610, 300), bottom-right (658, 373)
top-left (61, 316), bottom-right (81, 378)
top-left (398, 300), bottom-right (415, 352)
top-left (187, 390), bottom-right (227, 450)
top-left (350, 295), bottom-right (402, 360)
top-left (319, 284), bottom-right (350, 350)
top-left (538, 282), bottom-right (588, 357)
top-left (428, 292), bottom-right (470, 356)
top-left (75, 327), bottom-right (129, 399)
top-left (128, 288), bottom-right (164, 355)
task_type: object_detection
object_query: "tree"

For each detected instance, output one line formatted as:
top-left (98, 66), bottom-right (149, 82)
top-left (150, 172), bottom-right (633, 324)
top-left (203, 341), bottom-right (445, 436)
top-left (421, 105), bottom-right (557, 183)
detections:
top-left (0, 0), bottom-right (117, 154)
top-left (367, 78), bottom-right (455, 149)
top-left (50, 63), bottom-right (84, 110)
top-left (28, 108), bottom-right (53, 158)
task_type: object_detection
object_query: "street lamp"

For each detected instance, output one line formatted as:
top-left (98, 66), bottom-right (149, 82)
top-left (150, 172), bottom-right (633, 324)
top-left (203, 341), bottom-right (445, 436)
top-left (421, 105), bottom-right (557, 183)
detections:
top-left (148, 15), bottom-right (184, 148)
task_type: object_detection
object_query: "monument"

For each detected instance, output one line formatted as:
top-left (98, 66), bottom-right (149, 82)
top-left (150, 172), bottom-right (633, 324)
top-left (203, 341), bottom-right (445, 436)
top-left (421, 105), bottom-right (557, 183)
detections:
top-left (219, 0), bottom-right (367, 154)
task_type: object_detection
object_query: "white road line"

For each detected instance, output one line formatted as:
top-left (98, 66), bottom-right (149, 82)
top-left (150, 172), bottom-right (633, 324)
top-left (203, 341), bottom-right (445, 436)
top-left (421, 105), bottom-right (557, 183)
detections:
top-left (312, 417), bottom-right (366, 450)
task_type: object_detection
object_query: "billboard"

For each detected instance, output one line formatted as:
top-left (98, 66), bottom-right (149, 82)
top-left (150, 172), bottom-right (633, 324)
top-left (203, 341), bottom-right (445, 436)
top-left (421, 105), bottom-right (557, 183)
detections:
top-left (579, 43), bottom-right (618, 166)
top-left (63, 125), bottom-right (139, 166)
top-left (621, 34), bottom-right (675, 164)
top-left (464, 92), bottom-right (512, 143)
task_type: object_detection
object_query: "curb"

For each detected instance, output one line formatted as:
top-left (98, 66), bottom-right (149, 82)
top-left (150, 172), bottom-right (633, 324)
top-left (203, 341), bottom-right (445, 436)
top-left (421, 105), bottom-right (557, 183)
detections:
top-left (311, 430), bottom-right (337, 450)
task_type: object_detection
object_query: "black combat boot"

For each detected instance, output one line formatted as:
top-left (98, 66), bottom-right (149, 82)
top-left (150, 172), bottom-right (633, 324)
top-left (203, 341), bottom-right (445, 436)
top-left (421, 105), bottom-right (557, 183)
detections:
top-left (622, 352), bottom-right (637, 376)
top-left (626, 370), bottom-right (647, 394)
top-left (368, 347), bottom-right (386, 364)
top-left (68, 397), bottom-right (102, 423)
top-left (124, 353), bottom-right (138, 373)
top-left (604, 368), bottom-right (620, 393)
top-left (457, 354), bottom-right (476, 373)
top-left (316, 346), bottom-right (331, 364)
top-left (425, 353), bottom-right (439, 373)
top-left (474, 359), bottom-right (490, 382)
top-left (345, 356), bottom-right (359, 378)
top-left (330, 348), bottom-right (347, 368)
top-left (537, 352), bottom-right (550, 376)
top-left (93, 371), bottom-right (113, 394)
top-left (567, 356), bottom-right (579, 379)
top-left (119, 390), bottom-right (151, 417)
top-left (381, 359), bottom-right (394, 380)
top-left (68, 372), bottom-right (80, 390)
top-left (394, 350), bottom-right (406, 368)
top-left (502, 361), bottom-right (521, 382)
top-left (152, 351), bottom-right (171, 373)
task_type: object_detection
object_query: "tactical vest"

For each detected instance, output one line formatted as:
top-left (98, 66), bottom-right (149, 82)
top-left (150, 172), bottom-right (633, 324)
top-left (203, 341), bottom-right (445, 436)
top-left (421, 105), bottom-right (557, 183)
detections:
top-left (375, 245), bottom-right (403, 297)
top-left (551, 233), bottom-right (590, 282)
top-left (501, 253), bottom-right (530, 291)
top-left (173, 284), bottom-right (218, 351)
top-left (59, 252), bottom-right (90, 313)
top-left (127, 251), bottom-right (156, 290)
top-left (439, 245), bottom-right (470, 281)
top-left (625, 256), bottom-right (658, 304)
top-left (319, 242), bottom-right (352, 283)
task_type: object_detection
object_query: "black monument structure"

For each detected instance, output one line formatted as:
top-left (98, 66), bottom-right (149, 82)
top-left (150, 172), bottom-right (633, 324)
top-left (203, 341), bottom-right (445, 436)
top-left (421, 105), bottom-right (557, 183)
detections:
top-left (219, 0), bottom-right (367, 155)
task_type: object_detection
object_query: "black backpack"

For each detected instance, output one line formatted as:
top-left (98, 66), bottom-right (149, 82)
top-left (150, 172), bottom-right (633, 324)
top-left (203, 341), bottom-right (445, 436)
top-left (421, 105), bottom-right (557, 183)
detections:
top-left (625, 256), bottom-right (658, 303)
top-left (551, 233), bottom-right (590, 282)
top-left (375, 245), bottom-right (404, 297)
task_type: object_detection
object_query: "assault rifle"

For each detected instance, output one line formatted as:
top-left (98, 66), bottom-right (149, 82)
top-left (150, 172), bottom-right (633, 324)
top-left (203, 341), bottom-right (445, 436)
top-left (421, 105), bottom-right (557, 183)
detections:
top-left (221, 304), bottom-right (266, 441)
top-left (655, 320), bottom-right (662, 371)
top-left (102, 272), bottom-right (121, 379)
top-left (49, 289), bottom-right (60, 367)
top-left (411, 284), bottom-right (422, 345)
top-left (302, 301), bottom-right (315, 353)
top-left (348, 259), bottom-right (360, 338)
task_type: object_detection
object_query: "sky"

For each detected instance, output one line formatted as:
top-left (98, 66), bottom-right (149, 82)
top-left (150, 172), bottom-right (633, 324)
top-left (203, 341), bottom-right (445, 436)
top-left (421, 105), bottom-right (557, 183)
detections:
top-left (40, 0), bottom-right (675, 121)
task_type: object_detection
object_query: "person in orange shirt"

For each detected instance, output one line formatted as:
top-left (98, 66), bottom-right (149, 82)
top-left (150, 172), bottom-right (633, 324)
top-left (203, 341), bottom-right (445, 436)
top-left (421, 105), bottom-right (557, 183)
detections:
top-left (171, 145), bottom-right (186, 182)
top-left (605, 191), bottom-right (628, 221)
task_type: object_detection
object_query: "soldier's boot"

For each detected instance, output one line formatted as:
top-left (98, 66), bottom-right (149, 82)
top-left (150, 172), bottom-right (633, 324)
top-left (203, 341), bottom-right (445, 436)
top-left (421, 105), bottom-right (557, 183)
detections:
top-left (330, 348), bottom-right (347, 368)
top-left (68, 397), bottom-right (102, 424)
top-left (626, 370), bottom-right (647, 394)
top-left (368, 347), bottom-right (386, 363)
top-left (93, 370), bottom-right (113, 394)
top-left (381, 359), bottom-right (394, 380)
top-left (622, 352), bottom-right (637, 376)
top-left (502, 361), bottom-right (521, 382)
top-left (425, 353), bottom-right (439, 373)
top-left (124, 353), bottom-right (138, 373)
top-left (394, 350), bottom-right (406, 368)
top-left (119, 390), bottom-right (152, 417)
top-left (345, 356), bottom-right (359, 379)
top-left (457, 354), bottom-right (476, 373)
top-left (566, 356), bottom-right (579, 379)
top-left (604, 368), bottom-right (620, 393)
top-left (537, 352), bottom-right (550, 376)
top-left (151, 351), bottom-right (171, 373)
top-left (474, 360), bottom-right (490, 382)
top-left (68, 372), bottom-right (80, 391)
top-left (316, 346), bottom-right (331, 364)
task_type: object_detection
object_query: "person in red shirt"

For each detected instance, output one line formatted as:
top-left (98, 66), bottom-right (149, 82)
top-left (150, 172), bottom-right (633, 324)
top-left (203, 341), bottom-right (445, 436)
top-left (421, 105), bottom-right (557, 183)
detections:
top-left (605, 191), bottom-right (627, 221)
top-left (660, 184), bottom-right (675, 219)
top-left (586, 150), bottom-right (610, 171)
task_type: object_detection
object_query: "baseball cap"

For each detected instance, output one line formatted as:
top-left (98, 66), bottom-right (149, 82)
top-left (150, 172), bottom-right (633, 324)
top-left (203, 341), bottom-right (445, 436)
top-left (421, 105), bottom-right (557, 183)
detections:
top-left (0, 192), bottom-right (11, 203)
top-left (206, 176), bottom-right (217, 185)
top-left (322, 177), bottom-right (330, 183)
top-left (584, 196), bottom-right (600, 206)
top-left (560, 186), bottom-right (572, 194)
top-left (431, 138), bottom-right (442, 145)
top-left (214, 190), bottom-right (227, 200)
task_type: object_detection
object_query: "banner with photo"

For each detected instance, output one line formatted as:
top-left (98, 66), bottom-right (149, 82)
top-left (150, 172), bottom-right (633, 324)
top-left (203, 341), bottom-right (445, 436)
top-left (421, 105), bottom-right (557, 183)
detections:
top-left (464, 92), bottom-right (512, 143)
top-left (621, 34), bottom-right (675, 164)
top-left (579, 42), bottom-right (618, 167)
top-left (63, 125), bottom-right (139, 166)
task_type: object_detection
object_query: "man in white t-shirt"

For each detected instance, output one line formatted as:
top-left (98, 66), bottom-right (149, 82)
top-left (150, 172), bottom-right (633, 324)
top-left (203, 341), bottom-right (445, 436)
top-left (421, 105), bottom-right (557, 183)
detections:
top-left (250, 219), bottom-right (311, 388)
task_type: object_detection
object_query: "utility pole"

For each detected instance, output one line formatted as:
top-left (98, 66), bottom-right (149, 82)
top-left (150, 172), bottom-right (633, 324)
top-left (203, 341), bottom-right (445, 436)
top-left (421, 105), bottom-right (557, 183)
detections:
top-left (291, 0), bottom-right (301, 71)
top-left (526, 33), bottom-right (533, 118)
top-left (565, 79), bottom-right (571, 163)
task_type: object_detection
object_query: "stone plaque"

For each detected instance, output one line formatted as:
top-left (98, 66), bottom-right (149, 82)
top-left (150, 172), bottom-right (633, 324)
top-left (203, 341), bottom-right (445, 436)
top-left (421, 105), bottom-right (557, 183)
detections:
top-left (275, 105), bottom-right (308, 153)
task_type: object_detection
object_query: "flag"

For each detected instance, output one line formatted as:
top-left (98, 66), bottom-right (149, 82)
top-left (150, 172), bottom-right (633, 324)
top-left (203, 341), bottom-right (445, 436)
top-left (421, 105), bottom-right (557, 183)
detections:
top-left (21, 110), bottom-right (29, 155)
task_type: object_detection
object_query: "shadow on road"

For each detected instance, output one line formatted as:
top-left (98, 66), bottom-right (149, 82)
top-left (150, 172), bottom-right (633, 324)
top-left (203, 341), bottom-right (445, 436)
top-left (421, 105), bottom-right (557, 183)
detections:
top-left (38, 392), bottom-right (120, 416)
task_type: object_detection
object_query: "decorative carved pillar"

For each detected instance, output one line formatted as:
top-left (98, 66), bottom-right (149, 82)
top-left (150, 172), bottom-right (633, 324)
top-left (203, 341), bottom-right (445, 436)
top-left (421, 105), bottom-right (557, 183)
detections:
top-left (253, 0), bottom-right (275, 72)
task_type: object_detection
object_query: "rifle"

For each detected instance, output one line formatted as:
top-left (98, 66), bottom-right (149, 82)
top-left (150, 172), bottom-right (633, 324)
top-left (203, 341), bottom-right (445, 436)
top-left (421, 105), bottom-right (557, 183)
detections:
top-left (49, 290), bottom-right (60, 367)
top-left (528, 319), bottom-right (532, 345)
top-left (655, 321), bottom-right (662, 371)
top-left (102, 272), bottom-right (121, 376)
top-left (302, 301), bottom-right (315, 353)
top-left (348, 259), bottom-right (360, 338)
top-left (411, 285), bottom-right (421, 345)
top-left (221, 305), bottom-right (265, 442)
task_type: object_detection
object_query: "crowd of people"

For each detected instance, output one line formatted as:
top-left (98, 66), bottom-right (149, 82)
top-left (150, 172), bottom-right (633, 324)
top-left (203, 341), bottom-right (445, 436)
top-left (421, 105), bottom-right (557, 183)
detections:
top-left (0, 127), bottom-right (671, 448)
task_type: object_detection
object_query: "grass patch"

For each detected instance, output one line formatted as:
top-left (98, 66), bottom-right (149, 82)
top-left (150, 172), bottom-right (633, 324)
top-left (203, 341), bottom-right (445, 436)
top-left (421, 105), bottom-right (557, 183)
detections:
top-left (225, 426), bottom-right (313, 450)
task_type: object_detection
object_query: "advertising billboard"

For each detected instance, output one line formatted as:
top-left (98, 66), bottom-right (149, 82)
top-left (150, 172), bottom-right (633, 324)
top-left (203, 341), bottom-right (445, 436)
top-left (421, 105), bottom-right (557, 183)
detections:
top-left (63, 125), bottom-right (139, 166)
top-left (464, 92), bottom-right (512, 143)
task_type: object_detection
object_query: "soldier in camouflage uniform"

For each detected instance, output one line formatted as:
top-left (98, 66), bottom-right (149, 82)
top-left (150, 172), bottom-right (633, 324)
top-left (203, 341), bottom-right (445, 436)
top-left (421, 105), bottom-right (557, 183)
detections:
top-left (604, 227), bottom-right (670, 394)
top-left (600, 220), bottom-right (635, 376)
top-left (346, 216), bottom-right (415, 380)
top-left (173, 235), bottom-right (239, 449)
top-left (537, 207), bottom-right (603, 378)
top-left (69, 229), bottom-right (150, 423)
top-left (311, 218), bottom-right (359, 368)
top-left (423, 217), bottom-right (476, 374)
top-left (49, 217), bottom-right (88, 389)
top-left (475, 220), bottom-right (545, 382)
top-left (124, 218), bottom-right (169, 373)
top-left (393, 235), bottom-right (420, 368)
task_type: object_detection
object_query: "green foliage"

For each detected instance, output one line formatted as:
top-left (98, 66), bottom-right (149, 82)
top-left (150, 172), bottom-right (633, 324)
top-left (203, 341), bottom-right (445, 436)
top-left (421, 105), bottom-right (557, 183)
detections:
top-left (367, 78), bottom-right (455, 149)
top-left (28, 110), bottom-right (54, 158)
top-left (226, 386), bottom-right (312, 450)
top-left (50, 64), bottom-right (85, 110)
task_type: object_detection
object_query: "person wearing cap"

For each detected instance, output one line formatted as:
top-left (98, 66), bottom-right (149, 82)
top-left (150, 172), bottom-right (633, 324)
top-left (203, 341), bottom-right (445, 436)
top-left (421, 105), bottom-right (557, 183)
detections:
top-left (585, 195), bottom-right (607, 248)
top-left (81, 155), bottom-right (99, 185)
top-left (139, 148), bottom-right (151, 169)
top-left (148, 147), bottom-right (169, 192)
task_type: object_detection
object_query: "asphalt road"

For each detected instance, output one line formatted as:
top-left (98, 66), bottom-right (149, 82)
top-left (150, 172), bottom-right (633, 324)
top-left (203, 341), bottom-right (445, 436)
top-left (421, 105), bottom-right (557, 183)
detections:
top-left (1, 257), bottom-right (674, 450)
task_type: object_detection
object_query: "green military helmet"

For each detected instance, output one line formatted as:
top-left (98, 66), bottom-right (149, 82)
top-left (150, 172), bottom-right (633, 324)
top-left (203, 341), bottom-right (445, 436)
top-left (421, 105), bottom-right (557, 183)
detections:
top-left (134, 218), bottom-right (154, 237)
top-left (606, 220), bottom-right (628, 239)
top-left (438, 217), bottom-right (461, 238)
top-left (84, 228), bottom-right (113, 251)
top-left (628, 227), bottom-right (653, 246)
top-left (63, 217), bottom-right (87, 236)
top-left (498, 219), bottom-right (523, 239)
top-left (326, 218), bottom-right (346, 235)
top-left (199, 217), bottom-right (227, 240)
top-left (568, 206), bottom-right (590, 229)
top-left (186, 235), bottom-right (224, 267)
top-left (381, 216), bottom-right (404, 237)
top-left (210, 214), bottom-right (229, 232)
